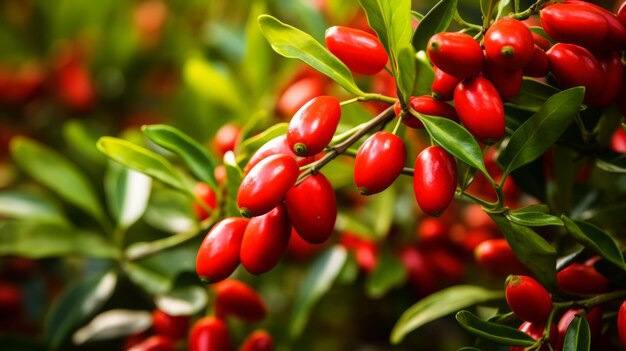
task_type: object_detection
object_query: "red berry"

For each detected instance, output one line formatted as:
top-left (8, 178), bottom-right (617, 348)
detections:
top-left (531, 32), bottom-right (552, 51)
top-left (454, 77), bottom-right (505, 144)
top-left (562, 0), bottom-right (626, 50)
top-left (189, 317), bottom-right (233, 351)
top-left (585, 51), bottom-right (624, 107)
top-left (354, 131), bottom-right (406, 195)
top-left (240, 330), bottom-right (274, 351)
top-left (340, 232), bottom-right (378, 273)
top-left (214, 124), bottom-right (241, 156)
top-left (484, 18), bottom-right (534, 71)
top-left (483, 56), bottom-right (523, 101)
top-left (397, 246), bottom-right (437, 296)
top-left (416, 217), bottom-right (450, 245)
top-left (193, 182), bottom-right (217, 221)
top-left (431, 66), bottom-right (461, 101)
top-left (540, 3), bottom-right (609, 50)
top-left (126, 335), bottom-right (175, 351)
top-left (474, 239), bottom-right (528, 277)
top-left (427, 32), bottom-right (483, 79)
top-left (619, 300), bottom-right (626, 350)
top-left (510, 322), bottom-right (558, 351)
top-left (522, 45), bottom-right (550, 78)
top-left (404, 95), bottom-right (459, 129)
top-left (237, 154), bottom-right (299, 218)
top-left (196, 217), bottom-right (248, 283)
top-left (286, 228), bottom-right (326, 261)
top-left (505, 275), bottom-right (553, 324)
top-left (152, 309), bottom-right (190, 340)
top-left (240, 204), bottom-right (291, 274)
top-left (611, 127), bottom-right (626, 153)
top-left (276, 76), bottom-right (325, 118)
top-left (244, 135), bottom-right (316, 175)
top-left (325, 26), bottom-right (388, 75)
top-left (413, 146), bottom-right (457, 217)
top-left (214, 279), bottom-right (266, 322)
top-left (287, 96), bottom-right (341, 156)
top-left (285, 172), bottom-right (336, 244)
top-left (557, 263), bottom-right (609, 295)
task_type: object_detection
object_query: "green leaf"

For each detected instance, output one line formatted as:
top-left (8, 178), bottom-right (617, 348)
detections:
top-left (183, 56), bottom-right (243, 112)
top-left (413, 50), bottom-right (435, 96)
top-left (62, 120), bottom-right (107, 167)
top-left (562, 217), bottom-right (626, 270)
top-left (357, 0), bottom-right (413, 55)
top-left (224, 152), bottom-right (244, 217)
top-left (336, 212), bottom-right (377, 240)
top-left (10, 137), bottom-right (105, 223)
top-left (155, 285), bottom-right (209, 316)
top-left (0, 189), bottom-right (68, 226)
top-left (241, 0), bottom-right (271, 100)
top-left (143, 188), bottom-right (197, 234)
top-left (418, 114), bottom-right (489, 177)
top-left (411, 0), bottom-right (458, 51)
top-left (391, 285), bottom-right (504, 344)
top-left (563, 314), bottom-right (591, 351)
top-left (367, 187), bottom-right (395, 239)
top-left (455, 310), bottom-right (535, 347)
top-left (506, 211), bottom-right (563, 227)
top-left (596, 154), bottom-right (626, 173)
top-left (396, 45), bottom-right (416, 102)
top-left (290, 245), bottom-right (348, 338)
top-left (72, 309), bottom-right (152, 345)
top-left (365, 248), bottom-right (406, 298)
top-left (45, 270), bottom-right (117, 350)
top-left (238, 123), bottom-right (288, 160)
top-left (142, 124), bottom-right (217, 188)
top-left (104, 163), bottom-right (152, 230)
top-left (0, 221), bottom-right (120, 259)
top-left (507, 78), bottom-right (560, 113)
top-left (258, 15), bottom-right (364, 96)
top-left (97, 137), bottom-right (188, 193)
top-left (490, 214), bottom-right (557, 291)
top-left (498, 87), bottom-right (585, 178)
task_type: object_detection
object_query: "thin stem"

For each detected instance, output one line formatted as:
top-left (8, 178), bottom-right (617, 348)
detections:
top-left (457, 189), bottom-right (499, 209)
top-left (483, 0), bottom-right (497, 28)
top-left (331, 124), bottom-right (365, 145)
top-left (401, 167), bottom-right (414, 176)
top-left (295, 106), bottom-right (396, 185)
top-left (362, 93), bottom-right (398, 105)
top-left (510, 0), bottom-right (549, 20)
top-left (340, 97), bottom-right (360, 106)
top-left (392, 116), bottom-right (403, 135)
top-left (454, 11), bottom-right (483, 31)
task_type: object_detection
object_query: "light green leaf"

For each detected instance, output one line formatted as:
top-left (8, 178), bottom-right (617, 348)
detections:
top-left (564, 314), bottom-right (591, 351)
top-left (104, 163), bottom-right (152, 230)
top-left (258, 15), bottom-right (364, 96)
top-left (72, 309), bottom-right (152, 345)
top-left (506, 211), bottom-right (563, 227)
top-left (241, 0), bottom-right (271, 98)
top-left (10, 137), bottom-right (105, 223)
top-left (357, 0), bottom-right (413, 55)
top-left (456, 310), bottom-right (535, 346)
top-left (143, 188), bottom-right (197, 234)
top-left (336, 212), bottom-right (377, 240)
top-left (0, 190), bottom-right (68, 225)
top-left (411, 0), bottom-right (458, 51)
top-left (183, 56), bottom-right (243, 112)
top-left (498, 87), bottom-right (585, 178)
top-left (368, 186), bottom-right (395, 239)
top-left (238, 123), bottom-right (288, 160)
top-left (155, 286), bottom-right (208, 316)
top-left (97, 137), bottom-right (188, 193)
top-left (396, 45), bottom-right (416, 102)
top-left (562, 216), bottom-right (626, 270)
top-left (391, 285), bottom-right (503, 344)
top-left (290, 245), bottom-right (347, 338)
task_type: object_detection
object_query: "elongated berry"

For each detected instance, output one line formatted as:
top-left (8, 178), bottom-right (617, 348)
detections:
top-left (546, 43), bottom-right (606, 100)
top-left (454, 77), bottom-right (505, 144)
top-left (189, 317), bottom-right (233, 351)
top-left (325, 26), bottom-right (388, 75)
top-left (505, 275), bottom-right (552, 324)
top-left (240, 204), bottom-right (291, 274)
top-left (354, 131), bottom-right (406, 195)
top-left (214, 279), bottom-right (266, 322)
top-left (196, 217), bottom-right (248, 283)
top-left (484, 18), bottom-right (534, 70)
top-left (240, 330), bottom-right (274, 351)
top-left (540, 3), bottom-right (609, 50)
top-left (413, 146), bottom-right (457, 217)
top-left (431, 66), bottom-right (461, 101)
top-left (287, 96), bottom-right (341, 156)
top-left (427, 32), bottom-right (483, 79)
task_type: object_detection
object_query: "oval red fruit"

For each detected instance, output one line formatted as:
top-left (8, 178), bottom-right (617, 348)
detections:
top-left (611, 128), bottom-right (626, 153)
top-left (237, 154), bottom-right (299, 218)
top-left (454, 77), bottom-right (505, 144)
top-left (354, 131), bottom-right (407, 195)
top-left (193, 182), bottom-right (217, 221)
top-left (276, 76), bottom-right (325, 118)
top-left (522, 45), bottom-right (550, 78)
top-left (431, 66), bottom-right (462, 101)
top-left (427, 32), bottom-right (483, 79)
top-left (152, 310), bottom-right (189, 340)
top-left (547, 43), bottom-right (606, 100)
top-left (189, 317), bottom-right (233, 351)
top-left (563, 0), bottom-right (626, 50)
top-left (244, 135), bottom-right (315, 175)
top-left (416, 217), bottom-right (450, 245)
top-left (619, 300), bottom-right (626, 350)
top-left (214, 279), bottom-right (266, 322)
top-left (287, 96), bottom-right (341, 156)
top-left (240, 330), bottom-right (274, 351)
top-left (240, 204), bottom-right (291, 274)
top-left (196, 217), bottom-right (248, 283)
top-left (214, 123), bottom-right (241, 156)
top-left (483, 57), bottom-right (523, 101)
top-left (505, 275), bottom-right (553, 324)
top-left (413, 146), bottom-right (457, 217)
top-left (474, 239), bottom-right (527, 276)
top-left (540, 3), bottom-right (609, 50)
top-left (325, 26), bottom-right (388, 75)
top-left (127, 335), bottom-right (175, 351)
top-left (484, 18), bottom-right (534, 70)
top-left (585, 51), bottom-right (624, 107)
top-left (285, 172), bottom-right (336, 244)
top-left (557, 263), bottom-right (609, 295)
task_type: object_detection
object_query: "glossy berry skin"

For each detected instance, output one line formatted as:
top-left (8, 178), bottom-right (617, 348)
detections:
top-left (556, 263), bottom-right (609, 295)
top-left (474, 239), bottom-right (527, 277)
top-left (611, 128), bottom-right (626, 153)
top-left (276, 76), bottom-right (325, 118)
top-left (431, 66), bottom-right (461, 101)
top-left (196, 217), bottom-right (248, 283)
top-left (427, 32), bottom-right (483, 79)
top-left (214, 279), bottom-right (266, 322)
top-left (454, 77), bottom-right (505, 144)
top-left (240, 330), bottom-right (274, 351)
top-left (401, 95), bottom-right (459, 129)
top-left (540, 3), bottom-right (609, 50)
top-left (285, 173), bottom-right (336, 244)
top-left (287, 96), bottom-right (341, 156)
top-left (214, 123), bottom-right (241, 156)
top-left (547, 43), bottom-right (605, 100)
top-left (484, 18), bottom-right (534, 71)
top-left (413, 146), bottom-right (457, 217)
top-left (126, 335), bottom-right (175, 351)
top-left (620, 2), bottom-right (626, 26)
top-left (483, 57), bottom-right (523, 101)
top-left (619, 300), bottom-right (626, 350)
top-left (286, 228), bottom-right (326, 261)
top-left (237, 154), bottom-right (299, 218)
top-left (240, 204), bottom-right (291, 275)
top-left (563, 0), bottom-right (626, 50)
top-left (354, 131), bottom-right (407, 195)
top-left (510, 322), bottom-right (558, 351)
top-left (244, 135), bottom-right (315, 175)
top-left (522, 45), bottom-right (550, 78)
top-left (152, 310), bottom-right (190, 340)
top-left (193, 182), bottom-right (217, 221)
top-left (189, 317), bottom-right (233, 351)
top-left (505, 275), bottom-right (552, 324)
top-left (325, 26), bottom-right (388, 75)
top-left (585, 51), bottom-right (624, 107)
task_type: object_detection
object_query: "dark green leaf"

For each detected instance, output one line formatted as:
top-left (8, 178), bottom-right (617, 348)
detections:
top-left (490, 214), bottom-right (557, 291)
top-left (396, 45), bottom-right (416, 102)
top-left (562, 217), bottom-right (626, 270)
top-left (411, 0), bottom-right (458, 51)
top-left (563, 314), bottom-right (591, 351)
top-left (506, 78), bottom-right (560, 113)
top-left (596, 154), bottom-right (626, 173)
top-left (72, 309), bottom-right (152, 345)
top-left (506, 211), bottom-right (563, 227)
top-left (142, 124), bottom-right (218, 188)
top-left (258, 15), bottom-right (363, 96)
top-left (509, 204), bottom-right (550, 214)
top-left (365, 248), bottom-right (406, 298)
top-left (290, 245), bottom-right (347, 338)
top-left (104, 163), bottom-right (152, 230)
top-left (498, 87), bottom-right (585, 178)
top-left (45, 270), bottom-right (117, 350)
top-left (97, 137), bottom-right (189, 193)
top-left (0, 221), bottom-right (120, 259)
top-left (417, 114), bottom-right (489, 177)
top-left (391, 285), bottom-right (503, 344)
top-left (455, 310), bottom-right (535, 347)
top-left (368, 186), bottom-right (395, 238)
top-left (11, 137), bottom-right (105, 223)
top-left (0, 189), bottom-right (68, 225)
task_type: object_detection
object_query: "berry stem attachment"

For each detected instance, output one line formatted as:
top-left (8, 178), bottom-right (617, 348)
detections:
top-left (509, 0), bottom-right (549, 20)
